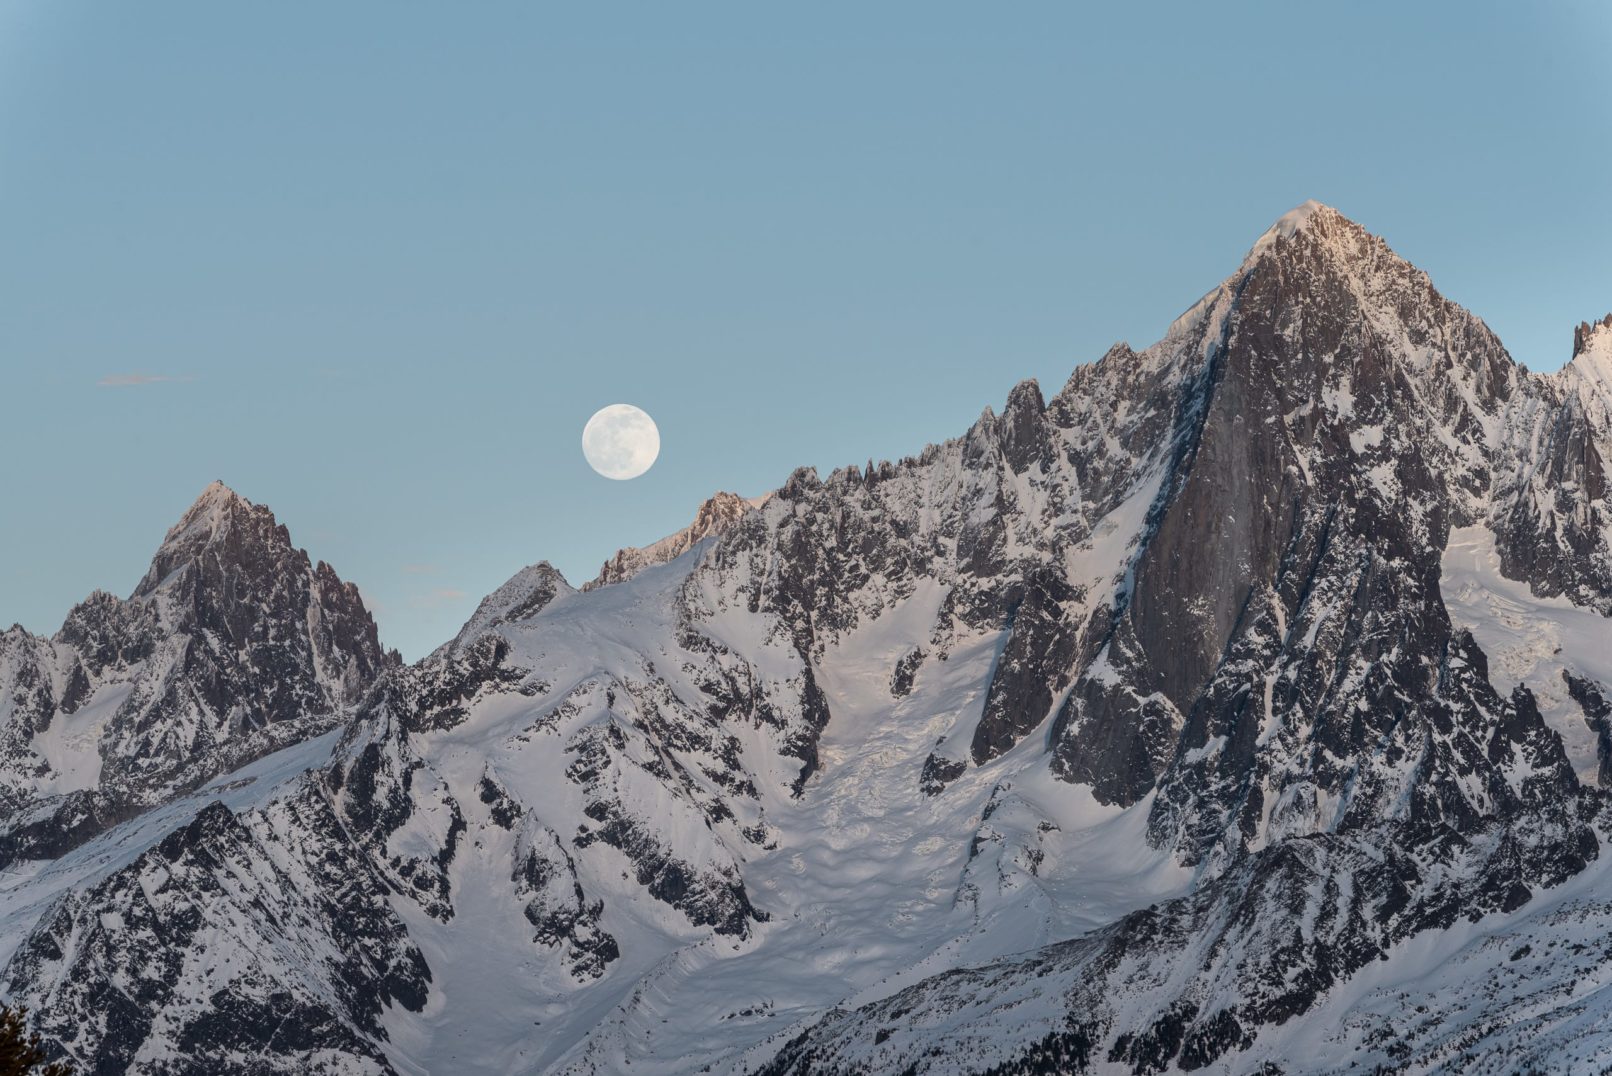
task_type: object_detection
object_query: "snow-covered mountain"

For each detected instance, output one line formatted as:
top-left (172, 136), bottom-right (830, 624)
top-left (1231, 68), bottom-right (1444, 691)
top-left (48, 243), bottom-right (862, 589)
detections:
top-left (0, 482), bottom-right (395, 867)
top-left (3, 203), bottom-right (1611, 1075)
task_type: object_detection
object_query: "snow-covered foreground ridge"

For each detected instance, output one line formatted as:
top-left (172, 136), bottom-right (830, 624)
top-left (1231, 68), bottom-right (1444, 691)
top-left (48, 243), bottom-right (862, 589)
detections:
top-left (3, 203), bottom-right (1612, 1075)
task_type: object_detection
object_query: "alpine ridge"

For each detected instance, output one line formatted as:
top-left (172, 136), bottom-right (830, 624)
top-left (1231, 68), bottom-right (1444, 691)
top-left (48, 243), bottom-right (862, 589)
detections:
top-left (584, 491), bottom-right (761, 591)
top-left (2, 204), bottom-right (1610, 1075)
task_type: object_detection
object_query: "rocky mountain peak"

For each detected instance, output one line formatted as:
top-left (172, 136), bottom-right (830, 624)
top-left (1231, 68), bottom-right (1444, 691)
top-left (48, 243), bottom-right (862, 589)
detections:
top-left (1561, 311), bottom-right (1612, 454)
top-left (998, 378), bottom-right (1047, 471)
top-left (120, 484), bottom-right (392, 687)
top-left (1234, 200), bottom-right (1522, 425)
top-left (1569, 313), bottom-right (1612, 399)
top-left (192, 477), bottom-right (242, 506)
top-left (1572, 313), bottom-right (1612, 361)
top-left (687, 490), bottom-right (752, 536)
top-left (443, 561), bottom-right (574, 652)
top-left (160, 479), bottom-right (252, 541)
top-left (1241, 199), bottom-right (1346, 263)
top-left (1235, 200), bottom-right (1425, 303)
top-left (0, 484), bottom-right (396, 870)
top-left (586, 490), bottom-right (759, 590)
top-left (134, 481), bottom-right (295, 601)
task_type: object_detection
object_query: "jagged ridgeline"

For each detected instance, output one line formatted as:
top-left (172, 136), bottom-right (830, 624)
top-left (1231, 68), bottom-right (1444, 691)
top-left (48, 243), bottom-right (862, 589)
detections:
top-left (2, 203), bottom-right (1611, 1075)
top-left (0, 483), bottom-right (396, 865)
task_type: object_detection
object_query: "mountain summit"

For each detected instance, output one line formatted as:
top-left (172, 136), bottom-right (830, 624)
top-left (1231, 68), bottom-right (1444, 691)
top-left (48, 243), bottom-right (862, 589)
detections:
top-left (1573, 312), bottom-right (1612, 361)
top-left (3, 208), bottom-right (1611, 1075)
top-left (0, 483), bottom-right (393, 864)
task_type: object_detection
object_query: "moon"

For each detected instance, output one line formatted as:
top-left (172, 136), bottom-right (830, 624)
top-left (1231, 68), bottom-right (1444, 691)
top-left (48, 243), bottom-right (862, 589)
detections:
top-left (582, 404), bottom-right (661, 480)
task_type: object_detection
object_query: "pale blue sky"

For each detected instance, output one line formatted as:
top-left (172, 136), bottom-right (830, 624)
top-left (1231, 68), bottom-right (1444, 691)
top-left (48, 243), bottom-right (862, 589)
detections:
top-left (4, 2), bottom-right (1609, 659)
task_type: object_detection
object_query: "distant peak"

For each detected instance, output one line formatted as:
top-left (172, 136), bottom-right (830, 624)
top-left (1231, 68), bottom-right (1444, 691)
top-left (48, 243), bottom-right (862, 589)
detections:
top-left (692, 490), bottom-right (751, 524)
top-left (1005, 377), bottom-right (1044, 408)
top-left (496, 560), bottom-right (572, 595)
top-left (164, 481), bottom-right (257, 543)
top-left (130, 481), bottom-right (295, 600)
top-left (442, 561), bottom-right (574, 653)
top-left (194, 479), bottom-right (244, 507)
top-left (585, 490), bottom-right (759, 591)
top-left (1271, 199), bottom-right (1330, 235)
top-left (1572, 314), bottom-right (1612, 361)
top-left (1566, 315), bottom-right (1612, 408)
top-left (514, 560), bottom-right (573, 592)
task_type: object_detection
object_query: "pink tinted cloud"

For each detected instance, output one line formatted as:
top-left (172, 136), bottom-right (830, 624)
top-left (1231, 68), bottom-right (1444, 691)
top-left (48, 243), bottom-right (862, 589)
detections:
top-left (97, 373), bottom-right (196, 387)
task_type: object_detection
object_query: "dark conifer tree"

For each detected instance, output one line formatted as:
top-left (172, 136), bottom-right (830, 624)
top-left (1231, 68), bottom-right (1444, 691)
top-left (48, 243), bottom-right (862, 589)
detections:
top-left (0, 1006), bottom-right (70, 1076)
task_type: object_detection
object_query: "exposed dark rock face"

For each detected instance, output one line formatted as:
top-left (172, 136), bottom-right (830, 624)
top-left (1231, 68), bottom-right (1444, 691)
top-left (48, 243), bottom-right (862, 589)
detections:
top-left (328, 709), bottom-right (466, 924)
top-left (5, 795), bottom-right (429, 1075)
top-left (1492, 313), bottom-right (1612, 614)
top-left (1052, 206), bottom-right (1526, 814)
top-left (567, 716), bottom-right (765, 938)
top-left (919, 752), bottom-right (966, 796)
top-left (0, 483), bottom-right (394, 866)
top-left (1050, 654), bottom-right (1182, 806)
top-left (128, 484), bottom-right (392, 732)
top-left (1494, 390), bottom-right (1612, 609)
top-left (971, 569), bottom-right (1083, 764)
top-left (510, 815), bottom-right (621, 980)
top-left (889, 645), bottom-right (924, 698)
top-left (683, 349), bottom-right (1194, 792)
top-left (1567, 671), bottom-right (1612, 787)
top-left (391, 634), bottom-right (535, 734)
top-left (998, 378), bottom-right (1051, 474)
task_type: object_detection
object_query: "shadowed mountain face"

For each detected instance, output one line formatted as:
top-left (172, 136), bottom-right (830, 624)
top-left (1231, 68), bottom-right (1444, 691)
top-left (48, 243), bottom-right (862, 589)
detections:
top-left (0, 483), bottom-right (395, 863)
top-left (3, 205), bottom-right (1611, 1075)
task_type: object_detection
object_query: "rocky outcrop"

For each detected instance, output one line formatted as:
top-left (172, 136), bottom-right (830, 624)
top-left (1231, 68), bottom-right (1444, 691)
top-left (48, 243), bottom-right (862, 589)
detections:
top-left (5, 794), bottom-right (429, 1075)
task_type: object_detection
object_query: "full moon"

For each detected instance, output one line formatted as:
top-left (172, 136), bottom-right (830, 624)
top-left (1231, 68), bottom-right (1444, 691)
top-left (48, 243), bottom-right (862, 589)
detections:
top-left (582, 404), bottom-right (661, 480)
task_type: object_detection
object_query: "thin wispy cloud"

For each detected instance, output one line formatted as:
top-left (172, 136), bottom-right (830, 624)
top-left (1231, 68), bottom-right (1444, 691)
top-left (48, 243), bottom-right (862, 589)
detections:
top-left (402, 563), bottom-right (439, 575)
top-left (411, 587), bottom-right (467, 610)
top-left (97, 373), bottom-right (196, 388)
